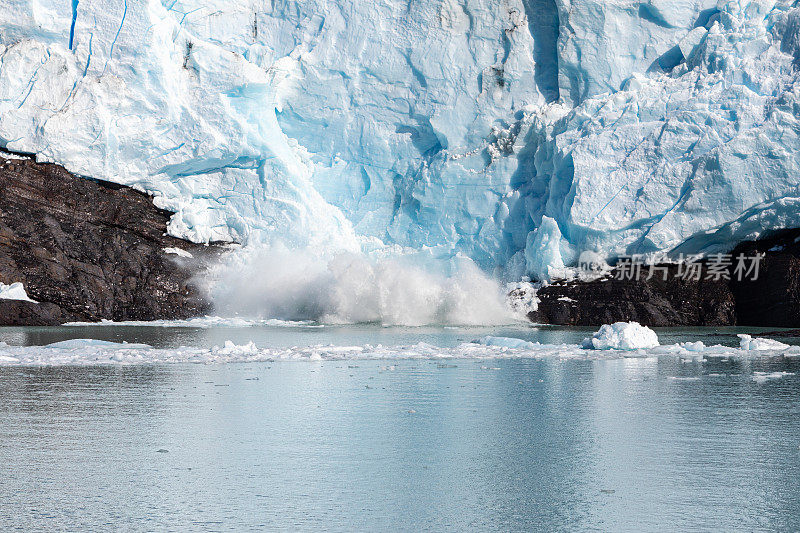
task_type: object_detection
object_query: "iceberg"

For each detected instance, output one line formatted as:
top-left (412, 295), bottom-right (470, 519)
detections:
top-left (2, 0), bottom-right (800, 282)
top-left (582, 322), bottom-right (660, 350)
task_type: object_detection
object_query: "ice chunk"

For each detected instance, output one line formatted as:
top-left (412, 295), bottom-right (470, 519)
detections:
top-left (677, 341), bottom-right (706, 352)
top-left (475, 336), bottom-right (538, 350)
top-left (582, 322), bottom-right (660, 350)
top-left (163, 247), bottom-right (193, 259)
top-left (738, 335), bottom-right (791, 351)
top-left (753, 371), bottom-right (795, 383)
top-left (524, 216), bottom-right (567, 281)
top-left (1, 333), bottom-right (799, 366)
top-left (0, 282), bottom-right (36, 303)
top-left (215, 341), bottom-right (259, 356)
top-left (46, 339), bottom-right (151, 349)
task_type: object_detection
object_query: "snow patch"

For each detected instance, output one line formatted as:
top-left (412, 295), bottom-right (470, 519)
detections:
top-left (163, 247), bottom-right (193, 258)
top-left (0, 150), bottom-right (30, 161)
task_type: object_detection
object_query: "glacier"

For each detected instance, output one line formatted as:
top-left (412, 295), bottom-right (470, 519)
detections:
top-left (2, 0), bottom-right (800, 283)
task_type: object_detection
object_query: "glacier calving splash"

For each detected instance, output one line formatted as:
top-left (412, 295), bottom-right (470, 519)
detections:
top-left (2, 0), bottom-right (800, 280)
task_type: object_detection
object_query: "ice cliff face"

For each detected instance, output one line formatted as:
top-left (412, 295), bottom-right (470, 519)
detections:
top-left (1, 0), bottom-right (800, 280)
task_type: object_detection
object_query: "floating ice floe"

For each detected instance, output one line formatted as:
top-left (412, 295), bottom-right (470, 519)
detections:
top-left (46, 339), bottom-right (151, 349)
top-left (582, 322), bottom-right (660, 351)
top-left (738, 334), bottom-right (791, 351)
top-left (476, 336), bottom-right (539, 350)
top-left (752, 371), bottom-right (795, 383)
top-left (676, 341), bottom-right (706, 352)
top-left (0, 331), bottom-right (797, 366)
top-left (215, 340), bottom-right (259, 356)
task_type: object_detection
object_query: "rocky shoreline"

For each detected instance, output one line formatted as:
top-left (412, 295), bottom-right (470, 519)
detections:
top-left (0, 153), bottom-right (221, 326)
top-left (527, 229), bottom-right (800, 328)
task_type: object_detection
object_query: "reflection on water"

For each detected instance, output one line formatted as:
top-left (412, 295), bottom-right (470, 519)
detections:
top-left (1, 357), bottom-right (799, 531)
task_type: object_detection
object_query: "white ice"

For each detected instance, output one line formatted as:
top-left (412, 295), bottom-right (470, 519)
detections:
top-left (3, 1), bottom-right (800, 284)
top-left (0, 332), bottom-right (797, 366)
top-left (163, 247), bottom-right (193, 259)
top-left (0, 282), bottom-right (36, 303)
top-left (752, 371), bottom-right (795, 383)
top-left (582, 322), bottom-right (660, 350)
top-left (738, 334), bottom-right (791, 351)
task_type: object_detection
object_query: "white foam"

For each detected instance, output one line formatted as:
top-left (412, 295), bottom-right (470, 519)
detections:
top-left (208, 246), bottom-right (523, 327)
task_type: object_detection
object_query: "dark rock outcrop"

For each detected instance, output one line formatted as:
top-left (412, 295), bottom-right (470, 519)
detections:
top-left (0, 153), bottom-right (222, 326)
top-left (527, 266), bottom-right (735, 327)
top-left (0, 300), bottom-right (68, 326)
top-left (729, 228), bottom-right (800, 327)
top-left (526, 229), bottom-right (800, 327)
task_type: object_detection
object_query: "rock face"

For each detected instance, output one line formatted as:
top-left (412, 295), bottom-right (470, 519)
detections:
top-left (528, 266), bottom-right (736, 327)
top-left (729, 229), bottom-right (800, 328)
top-left (0, 154), bottom-right (219, 326)
top-left (528, 229), bottom-right (800, 327)
top-left (0, 300), bottom-right (68, 327)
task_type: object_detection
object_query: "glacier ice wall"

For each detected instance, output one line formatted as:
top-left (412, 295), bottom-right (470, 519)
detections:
top-left (2, 0), bottom-right (800, 281)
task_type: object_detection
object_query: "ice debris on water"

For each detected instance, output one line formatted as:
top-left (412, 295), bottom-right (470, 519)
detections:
top-left (582, 322), bottom-right (660, 351)
top-left (752, 371), bottom-right (795, 383)
top-left (0, 328), bottom-right (796, 366)
top-left (738, 335), bottom-right (791, 351)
